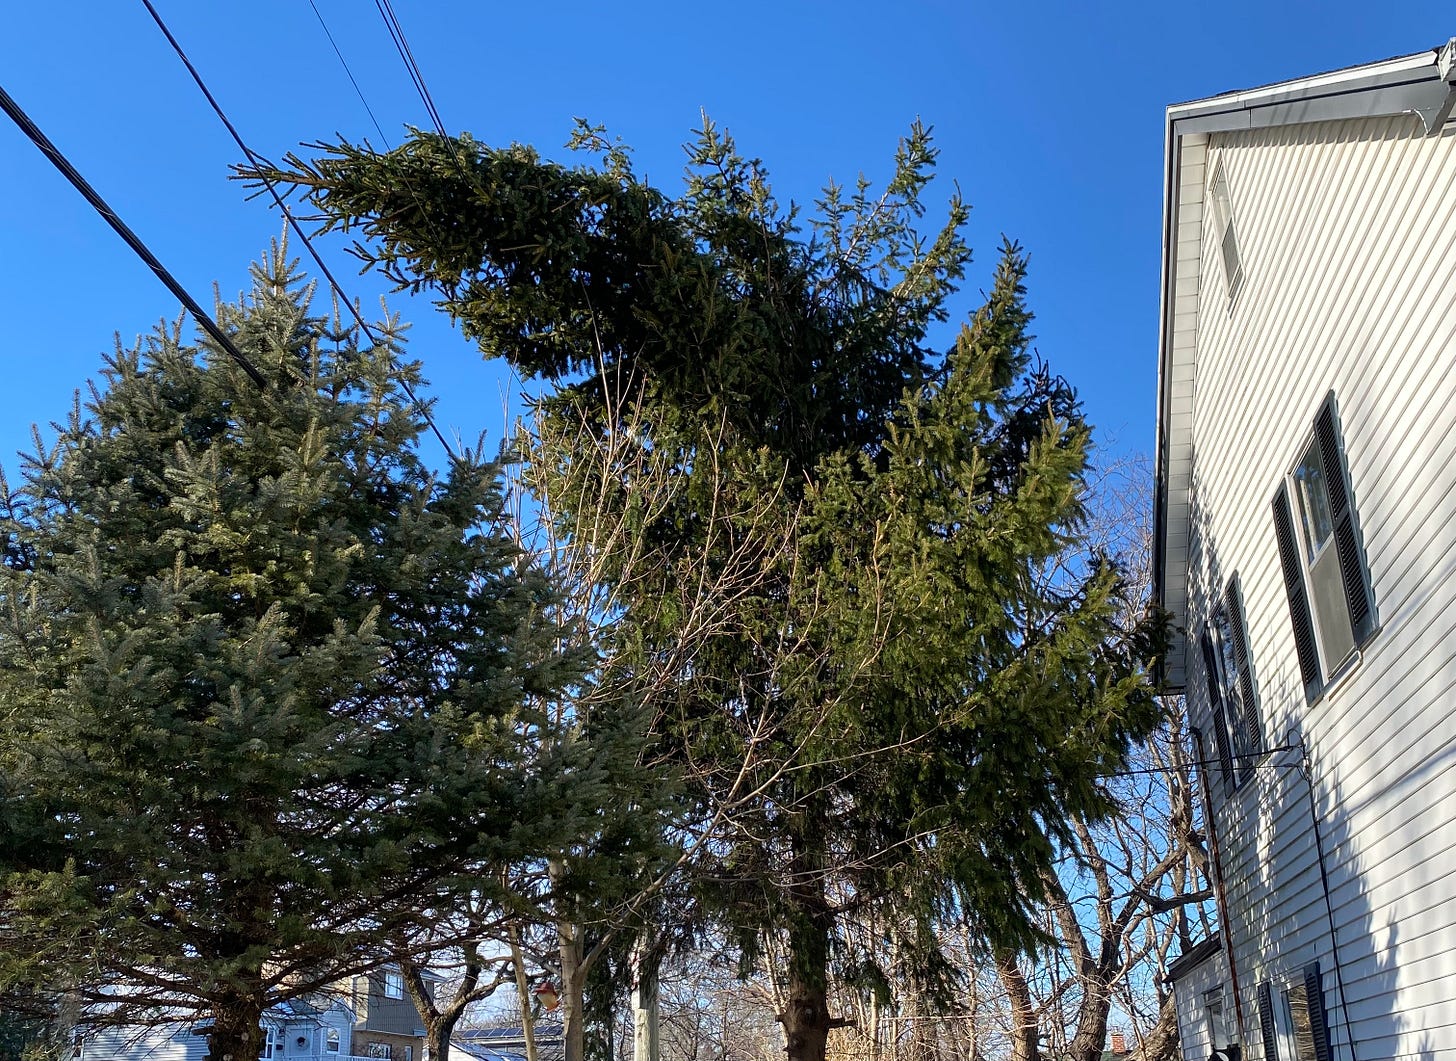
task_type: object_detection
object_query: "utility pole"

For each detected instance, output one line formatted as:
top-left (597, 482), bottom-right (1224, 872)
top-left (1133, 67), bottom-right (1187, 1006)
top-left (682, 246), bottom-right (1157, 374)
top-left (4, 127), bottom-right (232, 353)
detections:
top-left (630, 936), bottom-right (660, 1061)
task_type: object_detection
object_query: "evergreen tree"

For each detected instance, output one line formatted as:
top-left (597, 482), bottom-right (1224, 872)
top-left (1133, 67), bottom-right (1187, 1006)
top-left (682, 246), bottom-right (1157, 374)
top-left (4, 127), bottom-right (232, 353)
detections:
top-left (250, 123), bottom-right (1161, 1061)
top-left (0, 248), bottom-right (580, 1061)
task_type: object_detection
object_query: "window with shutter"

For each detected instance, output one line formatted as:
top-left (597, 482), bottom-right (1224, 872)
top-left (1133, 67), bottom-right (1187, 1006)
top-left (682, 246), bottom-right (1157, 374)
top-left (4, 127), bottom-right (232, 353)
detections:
top-left (1272, 963), bottom-right (1333, 1061)
top-left (1273, 393), bottom-right (1375, 701)
top-left (1203, 574), bottom-right (1262, 792)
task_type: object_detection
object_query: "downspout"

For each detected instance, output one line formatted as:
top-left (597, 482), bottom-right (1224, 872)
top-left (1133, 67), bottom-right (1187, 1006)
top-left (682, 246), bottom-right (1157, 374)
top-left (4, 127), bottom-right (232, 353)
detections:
top-left (1191, 726), bottom-right (1247, 1039)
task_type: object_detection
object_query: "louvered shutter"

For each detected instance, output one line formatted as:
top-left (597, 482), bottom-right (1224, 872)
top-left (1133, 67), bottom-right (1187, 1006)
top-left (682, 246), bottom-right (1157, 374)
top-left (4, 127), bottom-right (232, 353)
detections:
top-left (1304, 963), bottom-right (1332, 1061)
top-left (1258, 981), bottom-right (1280, 1061)
top-left (1225, 575), bottom-right (1261, 756)
top-left (1273, 485), bottom-right (1322, 701)
top-left (1314, 396), bottom-right (1374, 646)
top-left (1202, 633), bottom-right (1235, 791)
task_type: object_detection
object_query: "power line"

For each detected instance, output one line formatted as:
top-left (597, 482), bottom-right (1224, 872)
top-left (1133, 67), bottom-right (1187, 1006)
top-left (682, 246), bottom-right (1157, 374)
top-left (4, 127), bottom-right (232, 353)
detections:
top-left (138, 0), bottom-right (458, 462)
top-left (1102, 743), bottom-right (1303, 780)
top-left (374, 0), bottom-right (448, 139)
top-left (371, 0), bottom-right (478, 181)
top-left (307, 0), bottom-right (394, 149)
top-left (0, 81), bottom-right (268, 390)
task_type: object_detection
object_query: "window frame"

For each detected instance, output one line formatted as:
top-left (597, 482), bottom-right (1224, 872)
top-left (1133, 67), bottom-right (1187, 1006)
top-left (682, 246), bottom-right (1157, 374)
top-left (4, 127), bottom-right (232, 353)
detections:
top-left (326, 1031), bottom-right (341, 1055)
top-left (383, 966), bottom-right (404, 1000)
top-left (1208, 161), bottom-right (1245, 304)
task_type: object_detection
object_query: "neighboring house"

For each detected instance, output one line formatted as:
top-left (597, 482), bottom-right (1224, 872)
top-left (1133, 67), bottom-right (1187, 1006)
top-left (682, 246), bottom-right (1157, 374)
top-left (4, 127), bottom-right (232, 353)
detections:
top-left (75, 969), bottom-right (432, 1061)
top-left (1155, 37), bottom-right (1456, 1061)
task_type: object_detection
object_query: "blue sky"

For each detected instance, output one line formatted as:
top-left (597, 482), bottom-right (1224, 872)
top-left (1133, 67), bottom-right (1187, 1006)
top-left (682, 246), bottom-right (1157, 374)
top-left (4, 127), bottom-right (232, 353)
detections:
top-left (2, 2), bottom-right (1451, 477)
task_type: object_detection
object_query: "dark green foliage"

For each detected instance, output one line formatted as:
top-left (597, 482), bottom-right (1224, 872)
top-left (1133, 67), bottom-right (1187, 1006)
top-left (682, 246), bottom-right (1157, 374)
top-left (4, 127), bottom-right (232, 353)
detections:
top-left (0, 249), bottom-right (579, 1056)
top-left (250, 122), bottom-right (1161, 1061)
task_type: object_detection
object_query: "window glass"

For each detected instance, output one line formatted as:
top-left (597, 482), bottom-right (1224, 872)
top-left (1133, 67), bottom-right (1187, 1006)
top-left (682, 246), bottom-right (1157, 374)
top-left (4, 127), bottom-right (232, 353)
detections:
top-left (1293, 442), bottom-right (1334, 561)
top-left (1204, 989), bottom-right (1228, 1046)
top-left (1280, 981), bottom-right (1318, 1061)
top-left (326, 1031), bottom-right (341, 1055)
top-left (384, 967), bottom-right (404, 999)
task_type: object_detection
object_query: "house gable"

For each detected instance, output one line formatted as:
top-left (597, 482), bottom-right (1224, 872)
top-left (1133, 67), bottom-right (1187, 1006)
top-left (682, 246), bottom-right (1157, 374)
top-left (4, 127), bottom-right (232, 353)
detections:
top-left (1153, 41), bottom-right (1456, 691)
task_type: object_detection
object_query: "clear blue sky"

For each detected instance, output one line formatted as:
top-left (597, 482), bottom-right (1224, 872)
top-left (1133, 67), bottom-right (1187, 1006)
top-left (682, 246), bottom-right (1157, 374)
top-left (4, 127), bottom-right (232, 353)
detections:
top-left (2, 2), bottom-right (1451, 476)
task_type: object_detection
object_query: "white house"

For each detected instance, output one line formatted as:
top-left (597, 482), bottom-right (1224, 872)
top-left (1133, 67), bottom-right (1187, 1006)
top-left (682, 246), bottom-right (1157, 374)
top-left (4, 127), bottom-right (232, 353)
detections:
top-left (1155, 37), bottom-right (1456, 1061)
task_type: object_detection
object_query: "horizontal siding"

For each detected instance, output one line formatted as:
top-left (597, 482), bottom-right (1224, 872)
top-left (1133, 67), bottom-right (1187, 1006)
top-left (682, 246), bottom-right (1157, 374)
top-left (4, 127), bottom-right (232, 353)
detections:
top-left (1184, 111), bottom-right (1456, 1061)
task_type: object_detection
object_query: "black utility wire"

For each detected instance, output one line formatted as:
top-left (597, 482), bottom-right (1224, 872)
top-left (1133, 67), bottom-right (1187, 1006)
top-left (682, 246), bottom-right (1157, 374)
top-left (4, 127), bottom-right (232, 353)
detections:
top-left (139, 0), bottom-right (457, 461)
top-left (372, 0), bottom-right (478, 180)
top-left (0, 82), bottom-right (268, 390)
top-left (1103, 743), bottom-right (1303, 780)
top-left (308, 0), bottom-right (393, 148)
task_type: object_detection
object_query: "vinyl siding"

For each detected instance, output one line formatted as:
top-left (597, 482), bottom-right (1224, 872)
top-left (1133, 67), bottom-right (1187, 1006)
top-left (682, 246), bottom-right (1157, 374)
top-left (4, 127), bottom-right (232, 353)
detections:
top-left (1184, 111), bottom-right (1456, 1061)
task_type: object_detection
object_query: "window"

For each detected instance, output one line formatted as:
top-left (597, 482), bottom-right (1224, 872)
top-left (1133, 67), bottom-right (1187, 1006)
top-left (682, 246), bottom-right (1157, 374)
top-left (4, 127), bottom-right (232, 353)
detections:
top-left (326, 1031), bottom-right (341, 1055)
top-left (383, 966), bottom-right (404, 999)
top-left (1209, 163), bottom-right (1244, 301)
top-left (367, 1044), bottom-right (392, 1059)
top-left (1200, 574), bottom-right (1261, 792)
top-left (405, 1049), bottom-right (413, 1061)
top-left (1204, 988), bottom-right (1231, 1049)
top-left (258, 1029), bottom-right (280, 1060)
top-left (1273, 393), bottom-right (1375, 701)
top-left (71, 1036), bottom-right (83, 1061)
top-left (1258, 964), bottom-right (1333, 1061)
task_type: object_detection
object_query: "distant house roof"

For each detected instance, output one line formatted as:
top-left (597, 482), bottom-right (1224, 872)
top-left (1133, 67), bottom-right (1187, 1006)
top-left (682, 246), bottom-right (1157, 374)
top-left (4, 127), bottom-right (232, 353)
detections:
top-left (453, 1025), bottom-right (563, 1061)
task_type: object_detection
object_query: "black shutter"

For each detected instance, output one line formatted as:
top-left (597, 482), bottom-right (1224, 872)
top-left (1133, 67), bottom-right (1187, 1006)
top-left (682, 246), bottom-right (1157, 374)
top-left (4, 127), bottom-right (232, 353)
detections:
top-left (1202, 633), bottom-right (1235, 791)
top-left (1314, 396), bottom-right (1374, 646)
top-left (1304, 962), bottom-right (1332, 1061)
top-left (1225, 575), bottom-right (1261, 755)
top-left (1258, 980), bottom-right (1280, 1061)
top-left (1273, 485), bottom-right (1322, 701)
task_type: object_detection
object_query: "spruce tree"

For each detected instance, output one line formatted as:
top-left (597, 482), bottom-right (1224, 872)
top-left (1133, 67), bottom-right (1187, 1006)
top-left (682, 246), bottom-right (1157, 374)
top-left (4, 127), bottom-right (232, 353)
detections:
top-left (250, 124), bottom-right (1161, 1061)
top-left (0, 247), bottom-right (579, 1061)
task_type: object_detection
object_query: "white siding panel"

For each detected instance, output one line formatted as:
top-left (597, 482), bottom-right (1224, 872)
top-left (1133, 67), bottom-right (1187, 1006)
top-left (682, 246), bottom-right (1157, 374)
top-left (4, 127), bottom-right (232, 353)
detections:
top-left (1183, 111), bottom-right (1456, 1061)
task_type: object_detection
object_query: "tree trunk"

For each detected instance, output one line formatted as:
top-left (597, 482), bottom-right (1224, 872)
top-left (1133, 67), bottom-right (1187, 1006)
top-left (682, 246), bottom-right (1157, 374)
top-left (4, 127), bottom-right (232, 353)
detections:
top-left (207, 996), bottom-right (266, 1061)
top-left (780, 827), bottom-right (834, 1061)
top-left (558, 916), bottom-right (586, 1061)
top-left (995, 951), bottom-right (1040, 1061)
top-left (1065, 976), bottom-right (1111, 1061)
top-left (509, 926), bottom-right (540, 1061)
top-left (1127, 996), bottom-right (1181, 1061)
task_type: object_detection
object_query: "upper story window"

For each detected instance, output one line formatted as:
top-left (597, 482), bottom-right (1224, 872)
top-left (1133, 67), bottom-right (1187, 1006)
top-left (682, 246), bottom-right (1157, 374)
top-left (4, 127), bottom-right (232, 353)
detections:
top-left (1209, 163), bottom-right (1244, 303)
top-left (326, 1031), bottom-right (341, 1055)
top-left (383, 966), bottom-right (404, 999)
top-left (1200, 574), bottom-right (1261, 793)
top-left (1272, 393), bottom-right (1376, 701)
top-left (258, 1029), bottom-right (280, 1060)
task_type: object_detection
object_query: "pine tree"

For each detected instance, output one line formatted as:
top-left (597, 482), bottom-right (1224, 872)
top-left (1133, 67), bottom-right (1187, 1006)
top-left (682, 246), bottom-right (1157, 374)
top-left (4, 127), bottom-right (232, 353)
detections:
top-left (249, 123), bottom-right (1162, 1061)
top-left (0, 247), bottom-right (580, 1061)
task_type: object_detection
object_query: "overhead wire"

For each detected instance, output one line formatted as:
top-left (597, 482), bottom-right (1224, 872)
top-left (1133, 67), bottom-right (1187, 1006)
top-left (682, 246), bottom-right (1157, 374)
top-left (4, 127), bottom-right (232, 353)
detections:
top-left (307, 0), bottom-right (393, 149)
top-left (0, 82), bottom-right (268, 390)
top-left (138, 0), bottom-right (458, 462)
